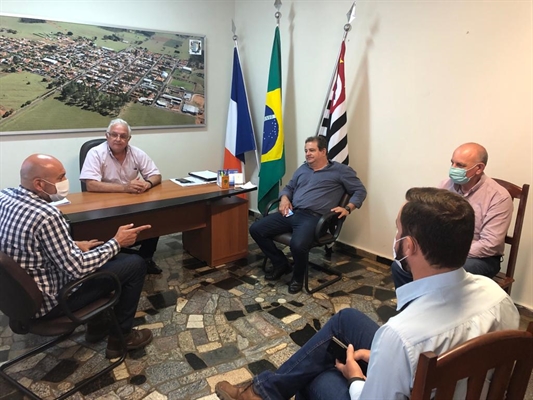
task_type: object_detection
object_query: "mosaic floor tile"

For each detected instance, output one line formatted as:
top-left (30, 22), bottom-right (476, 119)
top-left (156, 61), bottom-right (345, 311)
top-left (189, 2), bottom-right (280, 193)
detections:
top-left (77, 372), bottom-right (115, 395)
top-left (350, 285), bottom-right (374, 296)
top-left (244, 304), bottom-right (262, 313)
top-left (214, 277), bottom-right (243, 291)
top-left (374, 287), bottom-right (396, 302)
top-left (289, 323), bottom-right (317, 347)
top-left (130, 374), bottom-right (147, 385)
top-left (147, 290), bottom-right (178, 310)
top-left (376, 305), bottom-right (399, 322)
top-left (224, 310), bottom-right (245, 322)
top-left (184, 353), bottom-right (208, 370)
top-left (41, 359), bottom-right (78, 383)
top-left (1, 220), bottom-right (529, 400)
top-left (247, 359), bottom-right (277, 375)
top-left (268, 305), bottom-right (295, 320)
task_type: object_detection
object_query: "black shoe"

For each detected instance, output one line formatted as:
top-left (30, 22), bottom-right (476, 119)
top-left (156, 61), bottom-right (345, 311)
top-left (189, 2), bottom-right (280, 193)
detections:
top-left (265, 264), bottom-right (291, 281)
top-left (146, 259), bottom-right (162, 275)
top-left (288, 280), bottom-right (303, 294)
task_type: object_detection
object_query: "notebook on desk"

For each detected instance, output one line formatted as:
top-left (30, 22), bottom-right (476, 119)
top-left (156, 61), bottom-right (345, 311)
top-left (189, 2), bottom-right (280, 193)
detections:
top-left (188, 170), bottom-right (218, 182)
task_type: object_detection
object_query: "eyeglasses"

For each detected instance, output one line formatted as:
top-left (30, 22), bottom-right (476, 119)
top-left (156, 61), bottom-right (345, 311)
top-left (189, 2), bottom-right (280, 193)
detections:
top-left (106, 132), bottom-right (130, 140)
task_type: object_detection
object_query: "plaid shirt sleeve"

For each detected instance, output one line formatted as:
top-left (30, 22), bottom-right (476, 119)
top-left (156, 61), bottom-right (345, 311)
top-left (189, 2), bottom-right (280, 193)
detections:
top-left (37, 211), bottom-right (120, 280)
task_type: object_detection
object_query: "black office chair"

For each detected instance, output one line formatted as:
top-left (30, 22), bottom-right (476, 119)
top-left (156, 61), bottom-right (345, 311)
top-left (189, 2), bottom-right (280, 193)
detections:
top-left (261, 193), bottom-right (349, 293)
top-left (79, 138), bottom-right (106, 192)
top-left (0, 251), bottom-right (126, 400)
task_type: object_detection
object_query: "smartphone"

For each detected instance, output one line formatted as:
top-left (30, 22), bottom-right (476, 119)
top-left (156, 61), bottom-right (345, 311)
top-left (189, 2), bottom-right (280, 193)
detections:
top-left (327, 336), bottom-right (348, 363)
top-left (176, 178), bottom-right (192, 184)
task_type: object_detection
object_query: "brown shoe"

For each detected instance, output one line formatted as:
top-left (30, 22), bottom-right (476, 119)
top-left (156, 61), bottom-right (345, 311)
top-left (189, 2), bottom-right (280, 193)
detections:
top-left (105, 328), bottom-right (153, 359)
top-left (215, 380), bottom-right (262, 400)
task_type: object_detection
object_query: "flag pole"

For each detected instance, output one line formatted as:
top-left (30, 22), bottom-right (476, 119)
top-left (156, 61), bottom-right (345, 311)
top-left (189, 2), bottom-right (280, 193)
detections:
top-left (275, 0), bottom-right (282, 26)
top-left (315, 1), bottom-right (356, 136)
top-left (274, 0), bottom-right (282, 189)
top-left (232, 20), bottom-right (261, 170)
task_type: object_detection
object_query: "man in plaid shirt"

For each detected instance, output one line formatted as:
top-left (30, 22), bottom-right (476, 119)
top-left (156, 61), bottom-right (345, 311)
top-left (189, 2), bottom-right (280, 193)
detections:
top-left (0, 154), bottom-right (153, 359)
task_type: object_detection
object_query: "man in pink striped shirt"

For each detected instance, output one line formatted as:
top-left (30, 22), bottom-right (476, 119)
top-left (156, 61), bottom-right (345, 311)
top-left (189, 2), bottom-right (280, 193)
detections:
top-left (392, 142), bottom-right (513, 288)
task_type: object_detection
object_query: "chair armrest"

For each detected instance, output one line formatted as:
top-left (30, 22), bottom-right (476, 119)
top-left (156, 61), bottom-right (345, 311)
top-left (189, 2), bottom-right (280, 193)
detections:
top-left (314, 211), bottom-right (346, 244)
top-left (58, 270), bottom-right (122, 325)
top-left (263, 198), bottom-right (281, 217)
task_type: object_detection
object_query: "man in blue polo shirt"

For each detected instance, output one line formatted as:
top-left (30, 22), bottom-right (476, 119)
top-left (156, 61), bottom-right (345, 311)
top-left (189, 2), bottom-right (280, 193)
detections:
top-left (250, 136), bottom-right (367, 294)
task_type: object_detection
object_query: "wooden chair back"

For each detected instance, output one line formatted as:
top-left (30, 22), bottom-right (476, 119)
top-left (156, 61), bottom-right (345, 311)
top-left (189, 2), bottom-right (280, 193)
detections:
top-left (492, 179), bottom-right (530, 294)
top-left (411, 322), bottom-right (533, 400)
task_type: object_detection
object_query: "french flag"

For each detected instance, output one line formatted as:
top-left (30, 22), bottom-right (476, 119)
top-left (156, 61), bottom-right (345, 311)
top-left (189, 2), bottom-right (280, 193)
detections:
top-left (224, 45), bottom-right (257, 174)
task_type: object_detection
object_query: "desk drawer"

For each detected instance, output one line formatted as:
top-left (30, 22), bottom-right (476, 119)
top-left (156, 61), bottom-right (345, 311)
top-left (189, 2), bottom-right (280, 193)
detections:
top-left (69, 202), bottom-right (207, 242)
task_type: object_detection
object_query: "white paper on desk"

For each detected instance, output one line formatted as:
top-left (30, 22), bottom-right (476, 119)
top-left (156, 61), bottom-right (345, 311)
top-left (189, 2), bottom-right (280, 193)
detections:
top-left (235, 181), bottom-right (257, 189)
top-left (171, 177), bottom-right (214, 187)
top-left (50, 197), bottom-right (71, 207)
top-left (188, 170), bottom-right (218, 181)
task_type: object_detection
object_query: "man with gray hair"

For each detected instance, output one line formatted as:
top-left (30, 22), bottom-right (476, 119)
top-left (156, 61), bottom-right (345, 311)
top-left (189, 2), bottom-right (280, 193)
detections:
top-left (80, 118), bottom-right (163, 274)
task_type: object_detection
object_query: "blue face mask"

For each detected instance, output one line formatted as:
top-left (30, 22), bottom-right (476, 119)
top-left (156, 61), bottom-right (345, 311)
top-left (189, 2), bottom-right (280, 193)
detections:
top-left (449, 164), bottom-right (478, 185)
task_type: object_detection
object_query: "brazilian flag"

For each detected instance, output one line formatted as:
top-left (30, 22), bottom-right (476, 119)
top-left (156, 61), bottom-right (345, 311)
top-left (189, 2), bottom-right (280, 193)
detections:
top-left (258, 26), bottom-right (285, 212)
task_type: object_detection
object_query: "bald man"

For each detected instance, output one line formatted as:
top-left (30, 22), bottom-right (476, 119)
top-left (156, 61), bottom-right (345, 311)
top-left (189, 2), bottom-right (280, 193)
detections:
top-left (392, 143), bottom-right (513, 289)
top-left (0, 154), bottom-right (153, 359)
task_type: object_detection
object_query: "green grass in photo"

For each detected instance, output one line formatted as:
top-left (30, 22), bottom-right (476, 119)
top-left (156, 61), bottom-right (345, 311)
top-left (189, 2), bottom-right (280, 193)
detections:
top-left (0, 97), bottom-right (112, 132)
top-left (170, 79), bottom-right (195, 92)
top-left (119, 102), bottom-right (196, 127)
top-left (0, 73), bottom-right (51, 110)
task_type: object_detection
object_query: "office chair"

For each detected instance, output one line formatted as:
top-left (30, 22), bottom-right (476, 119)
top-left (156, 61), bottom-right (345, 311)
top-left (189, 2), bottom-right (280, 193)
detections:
top-left (261, 193), bottom-right (350, 293)
top-left (79, 138), bottom-right (106, 192)
top-left (411, 322), bottom-right (533, 400)
top-left (0, 251), bottom-right (126, 400)
top-left (492, 179), bottom-right (529, 294)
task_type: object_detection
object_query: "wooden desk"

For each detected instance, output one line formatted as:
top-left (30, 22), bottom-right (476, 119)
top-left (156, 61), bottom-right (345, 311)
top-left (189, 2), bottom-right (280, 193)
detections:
top-left (58, 181), bottom-right (255, 266)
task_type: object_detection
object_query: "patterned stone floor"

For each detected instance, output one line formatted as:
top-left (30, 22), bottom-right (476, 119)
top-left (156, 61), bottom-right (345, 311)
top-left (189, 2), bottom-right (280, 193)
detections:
top-left (1, 219), bottom-right (532, 400)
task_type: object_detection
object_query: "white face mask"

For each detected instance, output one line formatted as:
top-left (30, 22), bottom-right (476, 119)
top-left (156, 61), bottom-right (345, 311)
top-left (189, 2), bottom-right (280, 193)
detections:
top-left (392, 236), bottom-right (409, 272)
top-left (43, 179), bottom-right (69, 202)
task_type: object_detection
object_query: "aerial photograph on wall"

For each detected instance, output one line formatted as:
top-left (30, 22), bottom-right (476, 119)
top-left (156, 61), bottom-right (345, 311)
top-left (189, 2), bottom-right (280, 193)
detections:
top-left (0, 15), bottom-right (205, 133)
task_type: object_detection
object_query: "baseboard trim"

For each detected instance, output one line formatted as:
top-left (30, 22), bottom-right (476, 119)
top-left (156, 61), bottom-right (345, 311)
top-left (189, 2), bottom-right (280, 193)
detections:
top-left (334, 241), bottom-right (393, 266)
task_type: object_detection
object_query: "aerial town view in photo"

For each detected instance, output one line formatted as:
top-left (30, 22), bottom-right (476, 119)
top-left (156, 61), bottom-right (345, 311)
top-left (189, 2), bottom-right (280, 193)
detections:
top-left (0, 15), bottom-right (205, 133)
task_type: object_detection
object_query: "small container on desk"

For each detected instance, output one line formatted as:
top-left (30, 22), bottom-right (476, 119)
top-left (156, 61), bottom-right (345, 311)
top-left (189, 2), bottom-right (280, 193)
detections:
top-left (217, 170), bottom-right (230, 189)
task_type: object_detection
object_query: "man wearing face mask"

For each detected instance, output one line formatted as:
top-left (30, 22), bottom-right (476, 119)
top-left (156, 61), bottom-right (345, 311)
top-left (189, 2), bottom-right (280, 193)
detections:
top-left (0, 154), bottom-right (154, 358)
top-left (80, 118), bottom-right (163, 274)
top-left (215, 188), bottom-right (518, 400)
top-left (391, 142), bottom-right (513, 289)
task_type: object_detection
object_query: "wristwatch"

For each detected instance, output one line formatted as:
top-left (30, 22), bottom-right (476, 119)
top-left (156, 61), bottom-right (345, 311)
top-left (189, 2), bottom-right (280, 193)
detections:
top-left (344, 205), bottom-right (351, 214)
top-left (146, 180), bottom-right (154, 188)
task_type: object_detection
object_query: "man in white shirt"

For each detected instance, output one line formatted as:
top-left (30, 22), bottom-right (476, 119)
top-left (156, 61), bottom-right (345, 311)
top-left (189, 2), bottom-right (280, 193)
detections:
top-left (215, 187), bottom-right (519, 400)
top-left (80, 118), bottom-right (163, 274)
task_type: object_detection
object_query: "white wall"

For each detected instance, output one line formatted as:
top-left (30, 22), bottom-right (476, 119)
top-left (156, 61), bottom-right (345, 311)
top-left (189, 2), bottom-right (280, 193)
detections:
top-left (235, 0), bottom-right (532, 308)
top-left (1, 0), bottom-right (531, 308)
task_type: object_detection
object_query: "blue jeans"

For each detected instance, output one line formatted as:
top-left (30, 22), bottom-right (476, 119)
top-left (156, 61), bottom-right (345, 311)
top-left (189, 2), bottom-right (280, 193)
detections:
top-left (391, 256), bottom-right (501, 289)
top-left (253, 308), bottom-right (379, 400)
top-left (44, 253), bottom-right (146, 334)
top-left (250, 210), bottom-right (320, 282)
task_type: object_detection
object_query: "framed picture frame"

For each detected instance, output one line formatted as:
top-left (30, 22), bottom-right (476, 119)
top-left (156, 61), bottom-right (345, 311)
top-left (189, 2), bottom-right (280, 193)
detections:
top-left (0, 14), bottom-right (206, 136)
